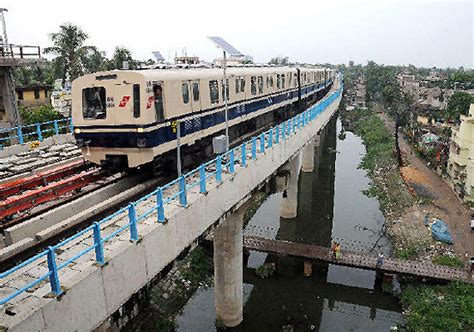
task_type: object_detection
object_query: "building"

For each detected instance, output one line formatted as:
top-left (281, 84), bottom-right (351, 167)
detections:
top-left (447, 103), bottom-right (474, 205)
top-left (16, 84), bottom-right (52, 107)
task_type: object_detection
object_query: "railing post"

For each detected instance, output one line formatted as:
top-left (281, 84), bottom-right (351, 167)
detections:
top-left (297, 115), bottom-right (301, 130)
top-left (229, 149), bottom-right (235, 173)
top-left (128, 204), bottom-right (138, 241)
top-left (260, 132), bottom-right (265, 153)
top-left (216, 156), bottom-right (222, 182)
top-left (275, 126), bottom-right (280, 144)
top-left (53, 120), bottom-right (59, 136)
top-left (93, 222), bottom-right (105, 265)
top-left (199, 164), bottom-right (207, 193)
top-left (268, 129), bottom-right (273, 148)
top-left (179, 175), bottom-right (187, 207)
top-left (46, 247), bottom-right (62, 296)
top-left (69, 118), bottom-right (74, 133)
top-left (282, 123), bottom-right (286, 140)
top-left (17, 127), bottom-right (24, 145)
top-left (36, 123), bottom-right (43, 142)
top-left (251, 137), bottom-right (257, 159)
top-left (241, 142), bottom-right (247, 167)
top-left (156, 188), bottom-right (165, 223)
top-left (287, 120), bottom-right (291, 136)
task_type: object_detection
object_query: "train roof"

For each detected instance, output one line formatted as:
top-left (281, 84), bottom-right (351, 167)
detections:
top-left (75, 66), bottom-right (330, 84)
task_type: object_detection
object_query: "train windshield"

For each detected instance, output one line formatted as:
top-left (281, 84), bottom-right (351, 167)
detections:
top-left (153, 83), bottom-right (164, 121)
top-left (82, 87), bottom-right (106, 119)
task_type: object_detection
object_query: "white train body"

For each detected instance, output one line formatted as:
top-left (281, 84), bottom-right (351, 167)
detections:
top-left (72, 66), bottom-right (335, 170)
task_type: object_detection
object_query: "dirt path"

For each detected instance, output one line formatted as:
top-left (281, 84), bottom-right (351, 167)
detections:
top-left (378, 112), bottom-right (473, 259)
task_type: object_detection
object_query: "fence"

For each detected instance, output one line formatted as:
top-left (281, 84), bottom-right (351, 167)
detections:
top-left (0, 118), bottom-right (73, 149)
top-left (0, 84), bottom-right (342, 306)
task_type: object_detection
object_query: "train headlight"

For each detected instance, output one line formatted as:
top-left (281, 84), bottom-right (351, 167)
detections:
top-left (137, 128), bottom-right (144, 133)
top-left (137, 138), bottom-right (147, 148)
top-left (74, 128), bottom-right (81, 134)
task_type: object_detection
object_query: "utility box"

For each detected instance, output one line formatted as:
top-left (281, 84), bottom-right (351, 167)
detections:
top-left (212, 135), bottom-right (226, 154)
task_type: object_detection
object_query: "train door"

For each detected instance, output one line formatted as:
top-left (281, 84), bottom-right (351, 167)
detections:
top-left (190, 80), bottom-right (201, 112)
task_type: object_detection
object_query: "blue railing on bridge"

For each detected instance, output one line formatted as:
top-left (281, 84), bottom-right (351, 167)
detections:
top-left (0, 118), bottom-right (73, 149)
top-left (0, 84), bottom-right (343, 306)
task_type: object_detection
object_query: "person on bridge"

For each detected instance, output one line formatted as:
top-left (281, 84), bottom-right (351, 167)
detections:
top-left (376, 253), bottom-right (384, 268)
top-left (335, 243), bottom-right (341, 260)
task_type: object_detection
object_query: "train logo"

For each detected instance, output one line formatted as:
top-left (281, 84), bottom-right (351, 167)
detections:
top-left (118, 95), bottom-right (131, 108)
top-left (146, 95), bottom-right (154, 109)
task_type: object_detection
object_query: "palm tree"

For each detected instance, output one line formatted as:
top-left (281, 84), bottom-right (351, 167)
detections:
top-left (44, 23), bottom-right (94, 87)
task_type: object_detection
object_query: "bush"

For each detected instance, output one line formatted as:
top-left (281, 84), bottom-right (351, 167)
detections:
top-left (19, 105), bottom-right (64, 126)
top-left (401, 282), bottom-right (474, 331)
top-left (395, 245), bottom-right (419, 259)
top-left (432, 255), bottom-right (464, 268)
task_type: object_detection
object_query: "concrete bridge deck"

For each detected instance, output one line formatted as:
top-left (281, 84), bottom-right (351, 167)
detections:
top-left (243, 236), bottom-right (472, 283)
top-left (0, 80), bottom-right (342, 331)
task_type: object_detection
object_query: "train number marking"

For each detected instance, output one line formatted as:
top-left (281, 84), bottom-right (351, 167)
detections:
top-left (118, 95), bottom-right (131, 108)
top-left (106, 96), bottom-right (115, 108)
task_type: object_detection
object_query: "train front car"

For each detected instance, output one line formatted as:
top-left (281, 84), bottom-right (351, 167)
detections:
top-left (72, 71), bottom-right (156, 169)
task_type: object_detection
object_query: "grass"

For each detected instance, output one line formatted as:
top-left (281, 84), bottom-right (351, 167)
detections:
top-left (432, 255), bottom-right (464, 268)
top-left (351, 108), bottom-right (414, 216)
top-left (181, 247), bottom-right (213, 285)
top-left (395, 245), bottom-right (420, 260)
top-left (401, 282), bottom-right (474, 331)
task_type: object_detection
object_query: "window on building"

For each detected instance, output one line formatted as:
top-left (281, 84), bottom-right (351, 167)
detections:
top-left (82, 87), bottom-right (106, 119)
top-left (258, 76), bottom-right (263, 94)
top-left (17, 90), bottom-right (23, 100)
top-left (251, 76), bottom-right (257, 95)
top-left (221, 79), bottom-right (229, 101)
top-left (277, 74), bottom-right (281, 89)
top-left (182, 82), bottom-right (189, 104)
top-left (133, 84), bottom-right (140, 118)
top-left (209, 80), bottom-right (219, 104)
top-left (282, 74), bottom-right (285, 89)
top-left (240, 77), bottom-right (245, 92)
top-left (192, 82), bottom-right (199, 101)
top-left (34, 88), bottom-right (40, 99)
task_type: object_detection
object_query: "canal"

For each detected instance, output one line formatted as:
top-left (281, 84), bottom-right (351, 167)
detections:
top-left (129, 116), bottom-right (405, 331)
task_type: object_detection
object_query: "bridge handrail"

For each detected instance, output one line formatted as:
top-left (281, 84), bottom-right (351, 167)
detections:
top-left (0, 82), bottom-right (343, 305)
top-left (0, 118), bottom-right (73, 148)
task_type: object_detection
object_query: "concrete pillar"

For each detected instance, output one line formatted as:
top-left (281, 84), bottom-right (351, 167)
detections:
top-left (301, 140), bottom-right (315, 173)
top-left (280, 154), bottom-right (300, 219)
top-left (214, 210), bottom-right (244, 327)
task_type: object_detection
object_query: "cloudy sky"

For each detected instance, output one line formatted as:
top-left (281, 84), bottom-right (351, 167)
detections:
top-left (3, 0), bottom-right (473, 68)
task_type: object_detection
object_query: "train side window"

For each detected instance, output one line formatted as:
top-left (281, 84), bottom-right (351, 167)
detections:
top-left (277, 74), bottom-right (281, 89)
top-left (282, 74), bottom-right (285, 89)
top-left (182, 82), bottom-right (189, 104)
top-left (250, 76), bottom-right (257, 95)
top-left (82, 87), bottom-right (106, 120)
top-left (240, 77), bottom-right (245, 93)
top-left (289, 73), bottom-right (293, 86)
top-left (133, 84), bottom-right (140, 118)
top-left (257, 76), bottom-right (263, 94)
top-left (153, 84), bottom-right (164, 122)
top-left (192, 82), bottom-right (199, 101)
top-left (269, 76), bottom-right (274, 88)
top-left (266, 76), bottom-right (270, 89)
top-left (209, 80), bottom-right (219, 104)
top-left (235, 78), bottom-right (240, 94)
top-left (221, 79), bottom-right (229, 101)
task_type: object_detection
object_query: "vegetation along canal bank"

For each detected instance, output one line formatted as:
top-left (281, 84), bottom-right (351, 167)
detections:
top-left (341, 104), bottom-right (474, 331)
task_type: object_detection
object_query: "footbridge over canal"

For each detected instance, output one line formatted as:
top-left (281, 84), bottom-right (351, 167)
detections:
top-left (1, 80), bottom-right (342, 331)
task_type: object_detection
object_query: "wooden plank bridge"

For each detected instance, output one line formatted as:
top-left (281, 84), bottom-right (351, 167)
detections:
top-left (243, 236), bottom-right (472, 283)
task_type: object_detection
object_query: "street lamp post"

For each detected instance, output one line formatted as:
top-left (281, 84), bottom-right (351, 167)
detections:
top-left (222, 50), bottom-right (229, 152)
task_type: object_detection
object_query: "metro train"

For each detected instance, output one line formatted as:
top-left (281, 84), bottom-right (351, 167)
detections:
top-left (72, 66), bottom-right (336, 174)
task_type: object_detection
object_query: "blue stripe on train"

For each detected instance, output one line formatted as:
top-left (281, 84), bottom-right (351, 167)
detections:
top-left (75, 81), bottom-right (330, 149)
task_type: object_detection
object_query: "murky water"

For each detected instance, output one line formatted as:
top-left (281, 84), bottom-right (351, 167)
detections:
top-left (175, 117), bottom-right (404, 331)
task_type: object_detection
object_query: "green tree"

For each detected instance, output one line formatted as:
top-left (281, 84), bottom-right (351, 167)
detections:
top-left (268, 56), bottom-right (289, 66)
top-left (44, 23), bottom-right (94, 87)
top-left (83, 49), bottom-right (109, 73)
top-left (19, 105), bottom-right (64, 125)
top-left (109, 46), bottom-right (136, 70)
top-left (444, 92), bottom-right (474, 122)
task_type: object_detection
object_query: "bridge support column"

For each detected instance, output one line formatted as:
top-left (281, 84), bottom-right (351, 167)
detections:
top-left (280, 154), bottom-right (300, 219)
top-left (214, 210), bottom-right (244, 327)
top-left (301, 139), bottom-right (315, 173)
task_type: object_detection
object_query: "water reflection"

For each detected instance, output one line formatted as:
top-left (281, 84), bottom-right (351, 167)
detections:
top-left (176, 117), bottom-right (404, 331)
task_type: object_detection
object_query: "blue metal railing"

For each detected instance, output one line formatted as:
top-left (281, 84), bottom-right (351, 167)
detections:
top-left (0, 83), bottom-right (343, 306)
top-left (0, 118), bottom-right (73, 149)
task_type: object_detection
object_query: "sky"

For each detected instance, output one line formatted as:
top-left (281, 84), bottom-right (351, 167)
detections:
top-left (3, 0), bottom-right (473, 68)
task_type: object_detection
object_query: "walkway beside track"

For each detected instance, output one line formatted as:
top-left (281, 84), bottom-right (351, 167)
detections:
top-left (243, 236), bottom-right (472, 283)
